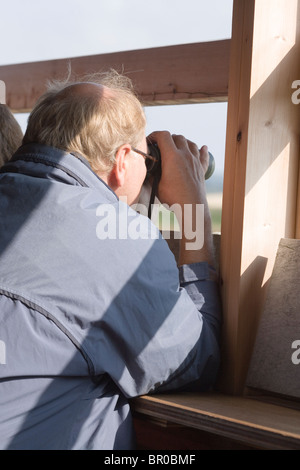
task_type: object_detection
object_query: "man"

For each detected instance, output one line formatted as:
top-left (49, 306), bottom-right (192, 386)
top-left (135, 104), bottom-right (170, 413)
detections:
top-left (0, 70), bottom-right (221, 450)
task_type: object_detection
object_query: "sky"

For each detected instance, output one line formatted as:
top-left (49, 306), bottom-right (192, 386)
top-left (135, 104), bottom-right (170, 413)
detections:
top-left (0, 0), bottom-right (233, 185)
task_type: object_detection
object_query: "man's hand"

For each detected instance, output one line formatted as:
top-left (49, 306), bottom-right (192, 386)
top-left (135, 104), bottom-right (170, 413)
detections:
top-left (147, 131), bottom-right (215, 267)
top-left (148, 131), bottom-right (209, 208)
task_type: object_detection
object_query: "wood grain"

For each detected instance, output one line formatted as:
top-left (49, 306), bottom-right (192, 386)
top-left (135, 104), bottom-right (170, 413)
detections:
top-left (0, 41), bottom-right (230, 112)
top-left (132, 393), bottom-right (300, 449)
top-left (219, 0), bottom-right (300, 394)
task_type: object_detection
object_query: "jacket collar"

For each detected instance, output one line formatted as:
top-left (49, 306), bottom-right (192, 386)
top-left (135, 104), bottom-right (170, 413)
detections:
top-left (2, 143), bottom-right (117, 198)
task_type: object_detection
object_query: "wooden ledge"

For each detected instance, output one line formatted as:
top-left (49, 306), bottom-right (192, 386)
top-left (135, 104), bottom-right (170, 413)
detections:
top-left (131, 392), bottom-right (300, 450)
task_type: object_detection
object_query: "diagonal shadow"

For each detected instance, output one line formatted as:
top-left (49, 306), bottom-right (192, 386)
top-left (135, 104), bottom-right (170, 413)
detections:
top-left (238, 15), bottom-right (300, 220)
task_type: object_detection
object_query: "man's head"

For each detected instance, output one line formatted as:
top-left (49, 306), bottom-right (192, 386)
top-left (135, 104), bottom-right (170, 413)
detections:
top-left (0, 104), bottom-right (23, 166)
top-left (23, 70), bottom-right (148, 204)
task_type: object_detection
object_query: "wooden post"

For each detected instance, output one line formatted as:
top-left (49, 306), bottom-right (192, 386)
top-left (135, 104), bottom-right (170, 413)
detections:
top-left (219, 0), bottom-right (300, 394)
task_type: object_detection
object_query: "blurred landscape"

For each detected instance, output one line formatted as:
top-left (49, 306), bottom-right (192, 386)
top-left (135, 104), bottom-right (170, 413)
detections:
top-left (206, 172), bottom-right (223, 233)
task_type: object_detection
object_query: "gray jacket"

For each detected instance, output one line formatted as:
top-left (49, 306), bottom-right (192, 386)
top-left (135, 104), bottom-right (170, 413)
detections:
top-left (0, 143), bottom-right (221, 449)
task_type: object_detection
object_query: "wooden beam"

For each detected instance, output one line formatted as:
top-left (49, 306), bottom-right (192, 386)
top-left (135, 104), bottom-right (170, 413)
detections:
top-left (219, 0), bottom-right (300, 394)
top-left (0, 41), bottom-right (230, 112)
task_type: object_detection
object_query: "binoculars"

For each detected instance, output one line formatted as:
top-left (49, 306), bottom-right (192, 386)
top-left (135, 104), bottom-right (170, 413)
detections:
top-left (147, 141), bottom-right (215, 181)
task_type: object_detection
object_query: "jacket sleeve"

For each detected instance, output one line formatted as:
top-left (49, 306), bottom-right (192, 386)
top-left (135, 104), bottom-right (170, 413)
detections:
top-left (87, 225), bottom-right (222, 398)
top-left (88, 235), bottom-right (221, 397)
top-left (154, 261), bottom-right (222, 393)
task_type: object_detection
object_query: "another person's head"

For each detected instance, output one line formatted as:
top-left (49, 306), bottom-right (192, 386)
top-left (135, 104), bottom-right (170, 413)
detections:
top-left (23, 70), bottom-right (148, 204)
top-left (0, 104), bottom-right (23, 166)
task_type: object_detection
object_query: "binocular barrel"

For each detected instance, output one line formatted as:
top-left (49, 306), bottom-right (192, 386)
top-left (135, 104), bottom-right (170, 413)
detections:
top-left (147, 142), bottom-right (215, 181)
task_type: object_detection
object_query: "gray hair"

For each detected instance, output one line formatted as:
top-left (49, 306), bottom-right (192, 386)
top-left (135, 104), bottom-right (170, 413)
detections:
top-left (23, 70), bottom-right (146, 172)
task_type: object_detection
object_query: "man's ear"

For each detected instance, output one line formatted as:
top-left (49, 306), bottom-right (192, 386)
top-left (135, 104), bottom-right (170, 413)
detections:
top-left (107, 144), bottom-right (131, 190)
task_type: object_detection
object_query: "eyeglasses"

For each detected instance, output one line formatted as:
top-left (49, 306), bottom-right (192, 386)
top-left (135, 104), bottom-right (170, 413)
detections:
top-left (131, 146), bottom-right (158, 173)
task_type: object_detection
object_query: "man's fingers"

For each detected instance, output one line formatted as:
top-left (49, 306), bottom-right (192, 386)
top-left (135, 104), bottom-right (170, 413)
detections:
top-left (199, 145), bottom-right (209, 174)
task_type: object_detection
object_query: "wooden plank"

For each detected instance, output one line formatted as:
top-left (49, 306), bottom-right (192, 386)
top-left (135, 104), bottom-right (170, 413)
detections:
top-left (133, 414), bottom-right (256, 450)
top-left (219, 0), bottom-right (255, 393)
top-left (132, 393), bottom-right (300, 450)
top-left (0, 41), bottom-right (230, 112)
top-left (219, 0), bottom-right (300, 394)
